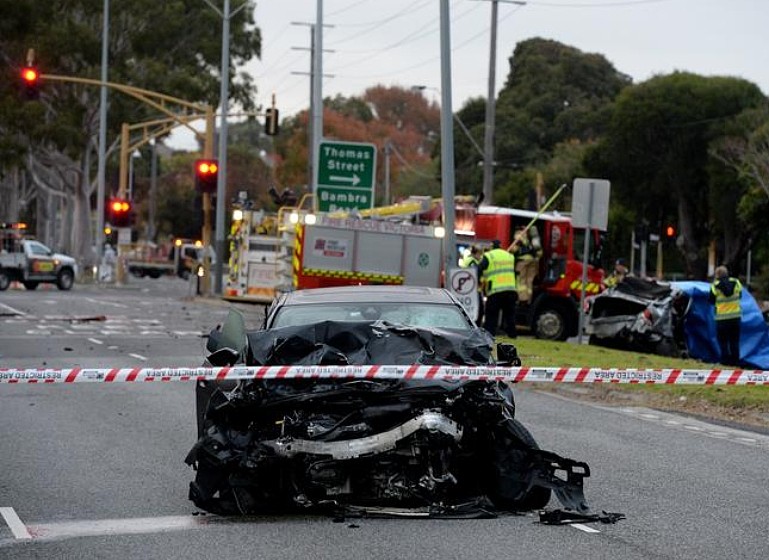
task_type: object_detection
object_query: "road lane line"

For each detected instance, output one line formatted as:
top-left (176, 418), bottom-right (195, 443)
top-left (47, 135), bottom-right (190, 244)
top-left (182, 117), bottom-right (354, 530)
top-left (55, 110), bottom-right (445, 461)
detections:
top-left (571, 523), bottom-right (600, 534)
top-left (129, 353), bottom-right (148, 361)
top-left (0, 302), bottom-right (27, 316)
top-left (82, 297), bottom-right (129, 309)
top-left (0, 507), bottom-right (32, 539)
top-left (26, 514), bottom-right (214, 542)
top-left (88, 338), bottom-right (104, 345)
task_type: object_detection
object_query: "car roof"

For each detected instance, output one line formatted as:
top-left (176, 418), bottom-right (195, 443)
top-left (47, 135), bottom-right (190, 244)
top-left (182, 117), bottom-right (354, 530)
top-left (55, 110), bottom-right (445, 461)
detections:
top-left (277, 285), bottom-right (458, 306)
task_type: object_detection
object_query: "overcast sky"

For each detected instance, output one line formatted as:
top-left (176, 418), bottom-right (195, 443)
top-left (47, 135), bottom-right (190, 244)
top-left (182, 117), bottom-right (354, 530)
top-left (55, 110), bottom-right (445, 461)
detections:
top-left (169, 0), bottom-right (768, 149)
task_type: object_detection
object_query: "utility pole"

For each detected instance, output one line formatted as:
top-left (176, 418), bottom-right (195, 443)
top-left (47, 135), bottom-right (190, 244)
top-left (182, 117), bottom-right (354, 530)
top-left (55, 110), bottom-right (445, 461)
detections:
top-left (478, 0), bottom-right (526, 206)
top-left (96, 0), bottom-right (109, 271)
top-left (439, 0), bottom-right (456, 273)
top-left (291, 22), bottom-right (334, 190)
top-left (312, 0), bottom-right (324, 209)
top-left (384, 140), bottom-right (392, 205)
top-left (205, 0), bottom-right (248, 295)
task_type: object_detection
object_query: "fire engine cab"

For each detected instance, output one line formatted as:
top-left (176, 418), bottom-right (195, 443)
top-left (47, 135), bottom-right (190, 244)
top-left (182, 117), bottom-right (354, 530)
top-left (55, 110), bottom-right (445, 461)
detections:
top-left (459, 205), bottom-right (605, 340)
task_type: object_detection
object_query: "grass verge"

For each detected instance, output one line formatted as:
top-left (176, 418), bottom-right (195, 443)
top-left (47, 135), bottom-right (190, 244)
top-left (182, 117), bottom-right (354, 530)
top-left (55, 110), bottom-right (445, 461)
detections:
top-left (502, 337), bottom-right (769, 430)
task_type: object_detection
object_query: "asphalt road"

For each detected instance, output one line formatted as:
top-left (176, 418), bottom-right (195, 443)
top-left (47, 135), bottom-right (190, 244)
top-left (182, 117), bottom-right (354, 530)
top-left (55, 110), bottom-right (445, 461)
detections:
top-left (1, 278), bottom-right (768, 559)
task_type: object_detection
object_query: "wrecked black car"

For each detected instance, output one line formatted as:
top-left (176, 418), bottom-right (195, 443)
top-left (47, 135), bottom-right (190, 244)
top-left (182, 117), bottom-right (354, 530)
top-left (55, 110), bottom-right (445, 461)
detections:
top-left (187, 286), bottom-right (591, 518)
top-left (585, 276), bottom-right (687, 357)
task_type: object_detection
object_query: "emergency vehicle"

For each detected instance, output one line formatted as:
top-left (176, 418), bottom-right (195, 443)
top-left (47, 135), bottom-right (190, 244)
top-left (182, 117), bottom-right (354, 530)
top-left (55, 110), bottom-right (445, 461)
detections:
top-left (0, 223), bottom-right (78, 291)
top-left (458, 204), bottom-right (605, 340)
top-left (222, 196), bottom-right (605, 341)
top-left (222, 197), bottom-right (444, 303)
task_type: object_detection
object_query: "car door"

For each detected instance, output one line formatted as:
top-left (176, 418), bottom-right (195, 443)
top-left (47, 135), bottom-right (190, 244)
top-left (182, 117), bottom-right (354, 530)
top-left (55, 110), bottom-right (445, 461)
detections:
top-left (25, 241), bottom-right (57, 280)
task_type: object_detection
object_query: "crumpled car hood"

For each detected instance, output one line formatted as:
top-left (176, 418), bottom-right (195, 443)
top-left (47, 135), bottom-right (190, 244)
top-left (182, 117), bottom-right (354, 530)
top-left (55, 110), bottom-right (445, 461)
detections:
top-left (246, 320), bottom-right (496, 366)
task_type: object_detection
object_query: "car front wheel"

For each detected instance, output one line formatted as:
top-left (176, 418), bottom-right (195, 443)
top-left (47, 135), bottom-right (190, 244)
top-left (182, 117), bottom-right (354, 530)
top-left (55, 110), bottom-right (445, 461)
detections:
top-left (57, 269), bottom-right (74, 290)
top-left (0, 270), bottom-right (10, 291)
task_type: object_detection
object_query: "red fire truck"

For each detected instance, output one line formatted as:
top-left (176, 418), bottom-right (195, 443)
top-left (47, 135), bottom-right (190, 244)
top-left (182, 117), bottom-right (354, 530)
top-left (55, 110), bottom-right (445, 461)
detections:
top-left (457, 205), bottom-right (605, 340)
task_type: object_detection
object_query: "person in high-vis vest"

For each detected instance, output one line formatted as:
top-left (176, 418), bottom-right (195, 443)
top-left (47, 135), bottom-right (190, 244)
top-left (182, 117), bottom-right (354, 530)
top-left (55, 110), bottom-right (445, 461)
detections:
top-left (479, 240), bottom-right (518, 337)
top-left (708, 265), bottom-right (743, 366)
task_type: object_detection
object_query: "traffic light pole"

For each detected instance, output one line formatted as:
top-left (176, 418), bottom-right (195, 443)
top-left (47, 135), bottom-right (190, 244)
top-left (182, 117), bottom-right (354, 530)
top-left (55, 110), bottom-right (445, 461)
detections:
top-left (39, 73), bottom-right (216, 288)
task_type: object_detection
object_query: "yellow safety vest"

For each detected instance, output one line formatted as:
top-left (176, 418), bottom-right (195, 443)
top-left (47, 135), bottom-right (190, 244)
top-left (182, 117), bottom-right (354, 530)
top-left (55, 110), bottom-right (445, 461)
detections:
top-left (711, 278), bottom-right (743, 321)
top-left (460, 255), bottom-right (478, 268)
top-left (483, 248), bottom-right (516, 295)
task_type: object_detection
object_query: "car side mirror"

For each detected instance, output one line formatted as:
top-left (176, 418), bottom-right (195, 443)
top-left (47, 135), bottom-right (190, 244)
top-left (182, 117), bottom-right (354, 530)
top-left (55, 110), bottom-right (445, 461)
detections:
top-left (207, 347), bottom-right (241, 367)
top-left (496, 342), bottom-right (521, 367)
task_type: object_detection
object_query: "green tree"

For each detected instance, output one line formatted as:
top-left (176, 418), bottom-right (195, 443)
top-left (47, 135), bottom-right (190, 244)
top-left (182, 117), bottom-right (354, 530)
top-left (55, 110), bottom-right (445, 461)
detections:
top-left (588, 72), bottom-right (764, 277)
top-left (494, 38), bottom-right (630, 174)
top-left (0, 0), bottom-right (261, 265)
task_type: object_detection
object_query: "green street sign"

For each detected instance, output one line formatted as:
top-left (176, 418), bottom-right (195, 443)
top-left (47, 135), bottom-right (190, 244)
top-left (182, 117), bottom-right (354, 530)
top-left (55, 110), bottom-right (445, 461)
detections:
top-left (317, 140), bottom-right (377, 212)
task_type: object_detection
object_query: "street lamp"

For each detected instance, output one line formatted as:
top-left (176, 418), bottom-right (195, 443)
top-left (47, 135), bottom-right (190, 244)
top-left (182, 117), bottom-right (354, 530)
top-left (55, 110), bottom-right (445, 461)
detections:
top-left (128, 149), bottom-right (141, 201)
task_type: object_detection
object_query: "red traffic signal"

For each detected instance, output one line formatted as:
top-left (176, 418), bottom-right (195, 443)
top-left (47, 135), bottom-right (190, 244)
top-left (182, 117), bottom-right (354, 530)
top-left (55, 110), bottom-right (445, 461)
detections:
top-left (665, 224), bottom-right (676, 238)
top-left (107, 198), bottom-right (132, 228)
top-left (195, 159), bottom-right (219, 193)
top-left (21, 66), bottom-right (40, 100)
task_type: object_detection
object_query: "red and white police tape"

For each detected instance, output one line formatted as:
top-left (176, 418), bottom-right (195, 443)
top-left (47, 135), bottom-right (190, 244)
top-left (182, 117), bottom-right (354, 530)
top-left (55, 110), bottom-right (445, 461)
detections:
top-left (0, 365), bottom-right (768, 385)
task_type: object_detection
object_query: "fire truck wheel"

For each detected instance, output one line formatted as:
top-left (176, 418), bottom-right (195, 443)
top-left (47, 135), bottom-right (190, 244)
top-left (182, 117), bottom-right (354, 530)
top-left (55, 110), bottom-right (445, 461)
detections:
top-left (0, 270), bottom-right (10, 291)
top-left (56, 269), bottom-right (74, 291)
top-left (533, 307), bottom-right (568, 341)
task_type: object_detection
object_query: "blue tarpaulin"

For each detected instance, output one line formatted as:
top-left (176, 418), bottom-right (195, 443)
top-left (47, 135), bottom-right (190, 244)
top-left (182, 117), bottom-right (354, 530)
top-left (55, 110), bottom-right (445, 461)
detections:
top-left (673, 281), bottom-right (769, 369)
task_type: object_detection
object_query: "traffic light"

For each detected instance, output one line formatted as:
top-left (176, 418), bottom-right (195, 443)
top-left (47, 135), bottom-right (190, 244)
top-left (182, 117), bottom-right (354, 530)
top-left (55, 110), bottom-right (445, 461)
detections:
top-left (664, 224), bottom-right (676, 239)
top-left (264, 107), bottom-right (280, 136)
top-left (107, 198), bottom-right (132, 228)
top-left (194, 159), bottom-right (219, 193)
top-left (21, 65), bottom-right (40, 100)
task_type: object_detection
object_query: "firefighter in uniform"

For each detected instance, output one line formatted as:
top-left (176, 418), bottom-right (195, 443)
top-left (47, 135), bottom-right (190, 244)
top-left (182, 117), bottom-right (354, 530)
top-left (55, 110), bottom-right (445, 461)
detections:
top-left (479, 240), bottom-right (517, 337)
top-left (708, 265), bottom-right (743, 366)
top-left (508, 226), bottom-right (542, 303)
top-left (460, 245), bottom-right (484, 324)
top-left (605, 258), bottom-right (630, 288)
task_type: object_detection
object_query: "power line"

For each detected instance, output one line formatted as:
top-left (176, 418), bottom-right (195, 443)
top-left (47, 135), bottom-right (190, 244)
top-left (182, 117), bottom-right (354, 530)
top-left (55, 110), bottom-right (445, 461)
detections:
top-left (525, 0), bottom-right (672, 7)
top-left (327, 1), bottom-right (481, 73)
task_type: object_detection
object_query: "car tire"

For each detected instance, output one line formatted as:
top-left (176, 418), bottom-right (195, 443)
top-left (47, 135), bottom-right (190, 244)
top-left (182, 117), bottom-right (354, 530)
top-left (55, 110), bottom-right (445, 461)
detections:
top-left (491, 418), bottom-right (552, 511)
top-left (56, 269), bottom-right (74, 291)
top-left (654, 339), bottom-right (678, 357)
top-left (0, 270), bottom-right (10, 291)
top-left (148, 270), bottom-right (162, 279)
top-left (533, 306), bottom-right (568, 341)
top-left (23, 281), bottom-right (39, 290)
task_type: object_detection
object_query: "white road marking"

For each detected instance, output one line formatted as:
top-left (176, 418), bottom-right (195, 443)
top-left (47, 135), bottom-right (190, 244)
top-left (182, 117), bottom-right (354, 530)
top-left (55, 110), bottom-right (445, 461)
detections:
top-left (26, 514), bottom-right (214, 542)
top-left (129, 353), bottom-right (148, 361)
top-left (571, 523), bottom-right (600, 534)
top-left (538, 393), bottom-right (769, 449)
top-left (82, 297), bottom-right (129, 309)
top-left (0, 507), bottom-right (32, 539)
top-left (0, 302), bottom-right (27, 316)
top-left (88, 338), bottom-right (104, 345)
